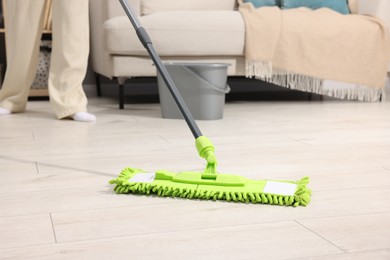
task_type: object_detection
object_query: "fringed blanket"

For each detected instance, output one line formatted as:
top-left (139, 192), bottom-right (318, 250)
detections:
top-left (238, 2), bottom-right (390, 101)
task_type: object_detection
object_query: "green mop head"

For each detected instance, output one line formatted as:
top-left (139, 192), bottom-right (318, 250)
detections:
top-left (109, 168), bottom-right (311, 206)
top-left (110, 137), bottom-right (311, 207)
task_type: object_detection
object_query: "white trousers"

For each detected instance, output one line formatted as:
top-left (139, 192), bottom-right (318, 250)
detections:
top-left (0, 0), bottom-right (89, 119)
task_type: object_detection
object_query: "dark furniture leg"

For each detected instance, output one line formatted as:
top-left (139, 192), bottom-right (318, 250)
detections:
top-left (95, 73), bottom-right (102, 97)
top-left (117, 77), bottom-right (127, 109)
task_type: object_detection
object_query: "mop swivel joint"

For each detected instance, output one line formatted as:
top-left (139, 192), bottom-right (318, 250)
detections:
top-left (195, 136), bottom-right (216, 161)
top-left (195, 136), bottom-right (217, 176)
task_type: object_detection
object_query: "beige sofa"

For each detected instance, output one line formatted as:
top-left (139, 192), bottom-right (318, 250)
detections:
top-left (89, 0), bottom-right (384, 108)
top-left (90, 0), bottom-right (247, 108)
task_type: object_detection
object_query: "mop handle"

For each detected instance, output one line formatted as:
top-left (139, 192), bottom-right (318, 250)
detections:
top-left (119, 0), bottom-right (203, 139)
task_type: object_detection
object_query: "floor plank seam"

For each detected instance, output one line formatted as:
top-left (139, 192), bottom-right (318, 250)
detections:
top-left (157, 135), bottom-right (171, 144)
top-left (31, 162), bottom-right (114, 177)
top-left (313, 185), bottom-right (390, 193)
top-left (50, 213), bottom-right (58, 244)
top-left (46, 201), bottom-right (179, 215)
top-left (35, 162), bottom-right (40, 175)
top-left (286, 252), bottom-right (349, 260)
top-left (3, 207), bottom-right (390, 222)
top-left (49, 221), bottom-right (304, 245)
top-left (294, 210), bottom-right (390, 222)
top-left (0, 242), bottom-right (57, 252)
top-left (294, 220), bottom-right (348, 254)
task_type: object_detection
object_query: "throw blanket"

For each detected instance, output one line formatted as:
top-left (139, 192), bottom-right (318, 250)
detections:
top-left (239, 2), bottom-right (390, 101)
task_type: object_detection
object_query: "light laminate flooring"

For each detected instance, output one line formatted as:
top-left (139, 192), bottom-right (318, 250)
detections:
top-left (1, 95), bottom-right (390, 260)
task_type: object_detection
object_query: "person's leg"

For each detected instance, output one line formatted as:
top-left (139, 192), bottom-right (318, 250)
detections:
top-left (49, 0), bottom-right (95, 122)
top-left (0, 0), bottom-right (46, 114)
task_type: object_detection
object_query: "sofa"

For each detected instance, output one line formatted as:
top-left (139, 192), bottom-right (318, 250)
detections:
top-left (89, 0), bottom-right (390, 108)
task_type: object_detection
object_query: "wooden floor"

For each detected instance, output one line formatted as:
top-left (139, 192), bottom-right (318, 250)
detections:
top-left (1, 95), bottom-right (390, 259)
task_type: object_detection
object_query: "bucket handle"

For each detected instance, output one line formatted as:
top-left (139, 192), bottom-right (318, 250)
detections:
top-left (181, 65), bottom-right (231, 94)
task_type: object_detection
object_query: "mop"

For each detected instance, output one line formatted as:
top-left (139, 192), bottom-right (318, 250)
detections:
top-left (109, 0), bottom-right (311, 206)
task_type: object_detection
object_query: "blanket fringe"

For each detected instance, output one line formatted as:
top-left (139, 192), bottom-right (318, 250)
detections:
top-left (246, 59), bottom-right (273, 78)
top-left (246, 60), bottom-right (385, 102)
top-left (321, 82), bottom-right (385, 102)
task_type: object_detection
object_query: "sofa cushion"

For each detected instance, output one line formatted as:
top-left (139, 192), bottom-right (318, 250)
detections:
top-left (243, 0), bottom-right (279, 8)
top-left (141, 0), bottom-right (237, 15)
top-left (282, 0), bottom-right (350, 14)
top-left (104, 11), bottom-right (245, 56)
top-left (108, 0), bottom-right (141, 18)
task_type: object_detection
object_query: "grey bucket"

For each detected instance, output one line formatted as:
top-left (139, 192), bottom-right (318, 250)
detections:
top-left (157, 63), bottom-right (230, 120)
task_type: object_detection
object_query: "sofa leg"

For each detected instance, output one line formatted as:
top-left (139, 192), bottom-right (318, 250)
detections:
top-left (95, 73), bottom-right (102, 97)
top-left (117, 77), bottom-right (127, 109)
top-left (119, 85), bottom-right (124, 109)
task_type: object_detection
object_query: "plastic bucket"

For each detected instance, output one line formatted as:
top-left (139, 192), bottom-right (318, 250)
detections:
top-left (157, 63), bottom-right (230, 120)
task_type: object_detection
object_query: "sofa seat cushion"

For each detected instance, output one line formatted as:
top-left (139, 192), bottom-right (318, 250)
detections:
top-left (141, 0), bottom-right (237, 15)
top-left (104, 11), bottom-right (245, 56)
